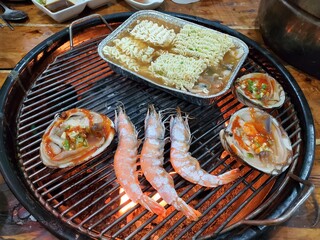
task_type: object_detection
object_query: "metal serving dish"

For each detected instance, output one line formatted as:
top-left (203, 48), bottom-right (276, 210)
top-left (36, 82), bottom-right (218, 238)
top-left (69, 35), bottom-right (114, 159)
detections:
top-left (258, 0), bottom-right (320, 78)
top-left (98, 10), bottom-right (249, 106)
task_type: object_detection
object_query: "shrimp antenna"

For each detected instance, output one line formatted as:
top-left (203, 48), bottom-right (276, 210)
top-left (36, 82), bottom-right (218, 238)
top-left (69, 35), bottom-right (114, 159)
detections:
top-left (163, 114), bottom-right (172, 124)
top-left (175, 107), bottom-right (193, 121)
top-left (115, 101), bottom-right (125, 110)
top-left (147, 106), bottom-right (174, 123)
top-left (161, 107), bottom-right (179, 124)
top-left (159, 107), bottom-right (176, 115)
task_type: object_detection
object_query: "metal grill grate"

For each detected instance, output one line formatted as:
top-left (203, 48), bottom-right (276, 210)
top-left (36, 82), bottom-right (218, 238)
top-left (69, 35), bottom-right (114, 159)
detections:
top-left (16, 30), bottom-right (302, 239)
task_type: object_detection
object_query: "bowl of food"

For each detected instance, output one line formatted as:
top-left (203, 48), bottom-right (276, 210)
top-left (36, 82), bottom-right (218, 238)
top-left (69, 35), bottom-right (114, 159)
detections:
top-left (98, 10), bottom-right (249, 106)
top-left (219, 107), bottom-right (293, 175)
top-left (233, 72), bottom-right (286, 109)
top-left (86, 0), bottom-right (110, 9)
top-left (32, 0), bottom-right (88, 22)
top-left (125, 0), bottom-right (164, 10)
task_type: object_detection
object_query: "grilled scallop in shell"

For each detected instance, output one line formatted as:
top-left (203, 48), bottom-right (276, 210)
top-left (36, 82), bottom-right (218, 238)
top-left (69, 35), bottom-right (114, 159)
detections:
top-left (233, 73), bottom-right (285, 109)
top-left (40, 108), bottom-right (115, 168)
top-left (219, 107), bottom-right (293, 175)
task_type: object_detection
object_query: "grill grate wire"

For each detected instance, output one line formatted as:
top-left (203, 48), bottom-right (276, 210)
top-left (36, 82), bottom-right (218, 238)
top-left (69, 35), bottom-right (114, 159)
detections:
top-left (16, 32), bottom-right (302, 239)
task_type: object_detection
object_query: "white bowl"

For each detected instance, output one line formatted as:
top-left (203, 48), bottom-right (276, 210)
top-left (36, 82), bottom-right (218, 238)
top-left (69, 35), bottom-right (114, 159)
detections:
top-left (32, 0), bottom-right (88, 23)
top-left (125, 0), bottom-right (164, 10)
top-left (87, 0), bottom-right (110, 9)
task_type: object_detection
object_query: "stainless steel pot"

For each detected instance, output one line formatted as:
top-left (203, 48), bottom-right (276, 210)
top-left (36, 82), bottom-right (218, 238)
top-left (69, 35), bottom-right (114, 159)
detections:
top-left (258, 0), bottom-right (320, 78)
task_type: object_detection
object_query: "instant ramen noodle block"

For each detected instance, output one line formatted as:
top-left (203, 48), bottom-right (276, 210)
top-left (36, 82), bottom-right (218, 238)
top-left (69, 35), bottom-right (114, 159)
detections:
top-left (149, 52), bottom-right (208, 90)
top-left (130, 19), bottom-right (176, 47)
top-left (113, 37), bottom-right (155, 63)
top-left (103, 45), bottom-right (140, 72)
top-left (172, 25), bottom-right (235, 67)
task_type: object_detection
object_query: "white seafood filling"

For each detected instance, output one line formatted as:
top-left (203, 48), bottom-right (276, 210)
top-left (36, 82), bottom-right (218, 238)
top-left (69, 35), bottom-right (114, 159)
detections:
top-left (113, 37), bottom-right (155, 63)
top-left (172, 25), bottom-right (235, 67)
top-left (103, 45), bottom-right (139, 72)
top-left (130, 20), bottom-right (176, 47)
top-left (149, 53), bottom-right (208, 90)
top-left (235, 118), bottom-right (272, 155)
top-left (62, 115), bottom-right (90, 129)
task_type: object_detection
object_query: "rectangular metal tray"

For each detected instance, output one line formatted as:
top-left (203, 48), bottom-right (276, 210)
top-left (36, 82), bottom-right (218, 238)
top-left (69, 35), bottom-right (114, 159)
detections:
top-left (98, 10), bottom-right (249, 106)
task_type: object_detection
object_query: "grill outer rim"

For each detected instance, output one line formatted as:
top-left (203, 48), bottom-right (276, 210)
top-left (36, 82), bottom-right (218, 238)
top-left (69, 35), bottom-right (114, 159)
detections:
top-left (0, 11), bottom-right (315, 240)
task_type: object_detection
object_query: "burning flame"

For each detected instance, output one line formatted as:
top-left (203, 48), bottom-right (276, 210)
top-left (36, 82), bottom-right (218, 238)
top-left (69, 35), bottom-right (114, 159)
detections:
top-left (119, 188), bottom-right (137, 216)
top-left (118, 188), bottom-right (167, 216)
top-left (151, 193), bottom-right (167, 207)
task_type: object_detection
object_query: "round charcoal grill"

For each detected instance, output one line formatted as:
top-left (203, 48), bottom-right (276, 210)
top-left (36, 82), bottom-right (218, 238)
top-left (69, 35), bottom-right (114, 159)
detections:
top-left (0, 12), bottom-right (315, 239)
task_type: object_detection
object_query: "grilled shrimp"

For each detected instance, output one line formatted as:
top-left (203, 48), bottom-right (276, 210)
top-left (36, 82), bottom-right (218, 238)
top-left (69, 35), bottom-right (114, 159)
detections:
top-left (170, 109), bottom-right (240, 187)
top-left (114, 107), bottom-right (165, 216)
top-left (140, 105), bottom-right (201, 221)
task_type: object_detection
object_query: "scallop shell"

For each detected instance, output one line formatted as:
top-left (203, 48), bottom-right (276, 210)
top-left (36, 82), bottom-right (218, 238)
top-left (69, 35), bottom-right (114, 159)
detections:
top-left (233, 73), bottom-right (285, 109)
top-left (40, 108), bottom-right (115, 168)
top-left (219, 107), bottom-right (293, 175)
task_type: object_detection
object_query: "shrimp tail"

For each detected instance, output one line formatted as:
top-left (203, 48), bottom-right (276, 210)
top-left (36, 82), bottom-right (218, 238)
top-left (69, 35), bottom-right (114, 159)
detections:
top-left (174, 198), bottom-right (201, 221)
top-left (138, 194), bottom-right (166, 216)
top-left (218, 168), bottom-right (241, 184)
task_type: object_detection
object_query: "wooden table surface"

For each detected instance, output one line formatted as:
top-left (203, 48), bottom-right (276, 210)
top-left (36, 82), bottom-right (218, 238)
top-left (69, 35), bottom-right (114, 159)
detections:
top-left (0, 0), bottom-right (319, 239)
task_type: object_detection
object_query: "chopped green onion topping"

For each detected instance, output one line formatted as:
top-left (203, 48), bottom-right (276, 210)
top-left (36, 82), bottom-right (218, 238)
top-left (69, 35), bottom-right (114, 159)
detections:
top-left (76, 136), bottom-right (84, 144)
top-left (261, 83), bottom-right (267, 90)
top-left (254, 141), bottom-right (261, 147)
top-left (63, 139), bottom-right (70, 151)
top-left (247, 79), bottom-right (254, 93)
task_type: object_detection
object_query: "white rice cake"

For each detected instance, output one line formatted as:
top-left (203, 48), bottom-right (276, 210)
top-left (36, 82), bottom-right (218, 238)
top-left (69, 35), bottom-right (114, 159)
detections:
top-left (172, 25), bottom-right (235, 67)
top-left (149, 53), bottom-right (208, 90)
top-left (129, 20), bottom-right (176, 47)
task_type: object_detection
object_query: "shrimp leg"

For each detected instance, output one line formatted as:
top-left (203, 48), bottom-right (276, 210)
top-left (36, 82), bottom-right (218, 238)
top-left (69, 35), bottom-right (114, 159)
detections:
top-left (114, 107), bottom-right (165, 216)
top-left (170, 109), bottom-right (240, 188)
top-left (140, 105), bottom-right (201, 221)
